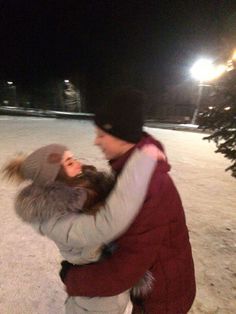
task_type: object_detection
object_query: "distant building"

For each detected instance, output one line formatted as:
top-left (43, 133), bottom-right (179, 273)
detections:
top-left (149, 80), bottom-right (214, 123)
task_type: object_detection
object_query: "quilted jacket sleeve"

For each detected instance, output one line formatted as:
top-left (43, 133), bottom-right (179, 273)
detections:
top-left (42, 148), bottom-right (157, 248)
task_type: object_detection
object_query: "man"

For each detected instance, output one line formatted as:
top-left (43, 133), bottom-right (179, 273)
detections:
top-left (61, 88), bottom-right (196, 313)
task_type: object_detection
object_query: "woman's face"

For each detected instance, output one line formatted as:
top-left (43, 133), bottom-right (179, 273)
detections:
top-left (61, 150), bottom-right (82, 177)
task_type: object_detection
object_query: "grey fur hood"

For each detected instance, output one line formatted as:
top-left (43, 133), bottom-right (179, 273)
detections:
top-left (15, 181), bottom-right (87, 223)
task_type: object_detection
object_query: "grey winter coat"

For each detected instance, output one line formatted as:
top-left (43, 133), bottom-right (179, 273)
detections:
top-left (15, 148), bottom-right (157, 314)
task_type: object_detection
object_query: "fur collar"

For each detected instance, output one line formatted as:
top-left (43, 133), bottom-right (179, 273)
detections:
top-left (15, 181), bottom-right (87, 223)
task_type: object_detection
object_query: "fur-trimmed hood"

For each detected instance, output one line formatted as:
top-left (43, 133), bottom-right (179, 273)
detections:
top-left (15, 181), bottom-right (87, 223)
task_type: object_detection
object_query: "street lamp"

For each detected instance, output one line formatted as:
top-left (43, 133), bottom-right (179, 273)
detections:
top-left (7, 81), bottom-right (17, 106)
top-left (190, 59), bottom-right (226, 124)
top-left (190, 59), bottom-right (213, 124)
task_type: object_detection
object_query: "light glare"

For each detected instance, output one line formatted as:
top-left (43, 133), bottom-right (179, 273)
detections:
top-left (190, 59), bottom-right (214, 82)
top-left (214, 64), bottom-right (226, 78)
top-left (232, 50), bottom-right (236, 60)
top-left (191, 59), bottom-right (227, 82)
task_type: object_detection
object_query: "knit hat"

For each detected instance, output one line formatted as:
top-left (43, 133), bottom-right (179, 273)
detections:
top-left (94, 88), bottom-right (145, 143)
top-left (20, 144), bottom-right (68, 185)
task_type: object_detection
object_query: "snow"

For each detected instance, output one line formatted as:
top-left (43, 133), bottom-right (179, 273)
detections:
top-left (0, 117), bottom-right (235, 314)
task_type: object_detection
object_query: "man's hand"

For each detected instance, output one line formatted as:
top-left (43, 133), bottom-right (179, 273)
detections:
top-left (141, 144), bottom-right (166, 161)
top-left (59, 260), bottom-right (74, 283)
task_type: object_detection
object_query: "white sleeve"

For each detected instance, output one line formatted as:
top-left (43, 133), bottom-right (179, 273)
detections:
top-left (45, 148), bottom-right (157, 248)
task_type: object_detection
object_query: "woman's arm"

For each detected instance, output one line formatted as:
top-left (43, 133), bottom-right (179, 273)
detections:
top-left (43, 145), bottom-right (161, 248)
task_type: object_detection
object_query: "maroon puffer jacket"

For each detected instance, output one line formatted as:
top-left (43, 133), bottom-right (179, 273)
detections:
top-left (64, 132), bottom-right (196, 314)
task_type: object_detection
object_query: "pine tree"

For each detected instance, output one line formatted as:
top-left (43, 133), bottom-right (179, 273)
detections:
top-left (198, 69), bottom-right (236, 178)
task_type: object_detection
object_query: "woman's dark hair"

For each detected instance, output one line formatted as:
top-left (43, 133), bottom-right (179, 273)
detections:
top-left (56, 164), bottom-right (115, 210)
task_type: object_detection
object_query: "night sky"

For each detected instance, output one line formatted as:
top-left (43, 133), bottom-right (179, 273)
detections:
top-left (1, 0), bottom-right (236, 98)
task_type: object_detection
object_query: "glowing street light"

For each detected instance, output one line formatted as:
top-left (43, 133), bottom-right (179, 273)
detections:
top-left (190, 58), bottom-right (226, 124)
top-left (190, 58), bottom-right (215, 82)
top-left (6, 81), bottom-right (17, 106)
top-left (190, 59), bottom-right (213, 124)
top-left (190, 59), bottom-right (226, 82)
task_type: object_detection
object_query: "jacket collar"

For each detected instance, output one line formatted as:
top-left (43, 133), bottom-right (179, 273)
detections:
top-left (109, 132), bottom-right (170, 175)
top-left (109, 145), bottom-right (135, 174)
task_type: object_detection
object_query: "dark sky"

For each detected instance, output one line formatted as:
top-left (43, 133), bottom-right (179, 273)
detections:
top-left (1, 0), bottom-right (236, 92)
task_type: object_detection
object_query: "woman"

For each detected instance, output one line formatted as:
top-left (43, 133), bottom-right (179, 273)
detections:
top-left (2, 143), bottom-right (164, 313)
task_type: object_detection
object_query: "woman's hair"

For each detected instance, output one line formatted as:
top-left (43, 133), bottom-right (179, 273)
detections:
top-left (56, 164), bottom-right (115, 211)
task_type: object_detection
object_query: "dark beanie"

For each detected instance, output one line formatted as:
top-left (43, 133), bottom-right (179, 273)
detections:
top-left (94, 88), bottom-right (145, 143)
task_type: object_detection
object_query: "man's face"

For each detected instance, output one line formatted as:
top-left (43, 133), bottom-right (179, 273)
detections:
top-left (94, 127), bottom-right (130, 160)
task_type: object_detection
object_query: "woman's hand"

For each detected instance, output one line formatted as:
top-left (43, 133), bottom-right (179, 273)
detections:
top-left (141, 144), bottom-right (166, 161)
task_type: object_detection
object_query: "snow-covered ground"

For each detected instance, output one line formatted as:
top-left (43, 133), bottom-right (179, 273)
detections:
top-left (0, 116), bottom-right (235, 314)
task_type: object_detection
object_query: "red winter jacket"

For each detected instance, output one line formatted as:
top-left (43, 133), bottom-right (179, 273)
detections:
top-left (64, 132), bottom-right (196, 314)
